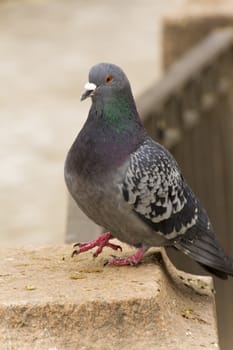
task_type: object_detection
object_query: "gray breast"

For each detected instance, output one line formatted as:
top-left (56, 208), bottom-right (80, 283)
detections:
top-left (65, 160), bottom-right (167, 248)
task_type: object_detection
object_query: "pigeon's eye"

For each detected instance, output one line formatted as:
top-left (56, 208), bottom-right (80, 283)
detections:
top-left (105, 75), bottom-right (113, 83)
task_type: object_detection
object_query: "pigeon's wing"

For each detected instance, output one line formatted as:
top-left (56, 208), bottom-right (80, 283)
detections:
top-left (122, 138), bottom-right (200, 241)
top-left (122, 138), bottom-right (233, 278)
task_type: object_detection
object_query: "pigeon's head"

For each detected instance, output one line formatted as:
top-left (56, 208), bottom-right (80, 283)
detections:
top-left (80, 63), bottom-right (131, 102)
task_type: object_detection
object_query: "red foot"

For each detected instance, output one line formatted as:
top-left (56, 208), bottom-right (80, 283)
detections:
top-left (107, 247), bottom-right (146, 266)
top-left (71, 232), bottom-right (122, 258)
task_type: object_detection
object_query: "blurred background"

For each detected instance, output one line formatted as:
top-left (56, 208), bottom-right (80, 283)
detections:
top-left (2, 1), bottom-right (233, 349)
top-left (0, 0), bottom-right (189, 247)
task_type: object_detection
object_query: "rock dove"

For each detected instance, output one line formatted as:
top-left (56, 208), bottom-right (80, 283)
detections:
top-left (64, 62), bottom-right (233, 279)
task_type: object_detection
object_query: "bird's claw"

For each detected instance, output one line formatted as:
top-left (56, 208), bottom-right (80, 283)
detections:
top-left (93, 250), bottom-right (99, 258)
top-left (103, 259), bottom-right (109, 266)
top-left (71, 232), bottom-right (123, 259)
top-left (73, 242), bottom-right (81, 248)
top-left (106, 247), bottom-right (146, 266)
top-left (71, 249), bottom-right (79, 258)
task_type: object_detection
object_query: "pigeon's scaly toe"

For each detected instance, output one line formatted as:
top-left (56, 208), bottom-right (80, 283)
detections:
top-left (71, 232), bottom-right (122, 258)
top-left (107, 247), bottom-right (146, 266)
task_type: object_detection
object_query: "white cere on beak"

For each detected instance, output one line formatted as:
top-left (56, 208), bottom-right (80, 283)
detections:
top-left (84, 82), bottom-right (97, 91)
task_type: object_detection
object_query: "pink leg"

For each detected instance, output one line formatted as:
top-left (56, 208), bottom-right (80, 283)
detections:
top-left (71, 232), bottom-right (122, 258)
top-left (107, 246), bottom-right (147, 266)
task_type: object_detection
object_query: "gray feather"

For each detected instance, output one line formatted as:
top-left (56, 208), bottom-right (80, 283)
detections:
top-left (123, 138), bottom-right (198, 240)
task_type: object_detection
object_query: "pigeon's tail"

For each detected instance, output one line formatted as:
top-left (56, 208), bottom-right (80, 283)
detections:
top-left (174, 226), bottom-right (233, 279)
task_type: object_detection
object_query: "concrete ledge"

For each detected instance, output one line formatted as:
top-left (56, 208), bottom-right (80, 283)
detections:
top-left (0, 243), bottom-right (219, 349)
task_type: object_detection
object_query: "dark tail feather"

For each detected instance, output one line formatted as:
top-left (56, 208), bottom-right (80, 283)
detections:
top-left (174, 227), bottom-right (233, 280)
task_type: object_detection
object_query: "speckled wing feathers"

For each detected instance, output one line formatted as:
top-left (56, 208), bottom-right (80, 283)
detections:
top-left (123, 139), bottom-right (199, 240)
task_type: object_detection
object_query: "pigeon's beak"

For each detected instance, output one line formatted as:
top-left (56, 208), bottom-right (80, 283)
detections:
top-left (80, 82), bottom-right (97, 101)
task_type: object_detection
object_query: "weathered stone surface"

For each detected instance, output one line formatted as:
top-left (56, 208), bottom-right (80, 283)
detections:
top-left (0, 244), bottom-right (218, 349)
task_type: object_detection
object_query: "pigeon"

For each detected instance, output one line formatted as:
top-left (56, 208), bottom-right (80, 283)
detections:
top-left (64, 62), bottom-right (233, 279)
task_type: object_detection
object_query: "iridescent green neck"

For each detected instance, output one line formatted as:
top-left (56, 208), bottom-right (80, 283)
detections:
top-left (102, 93), bottom-right (138, 133)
